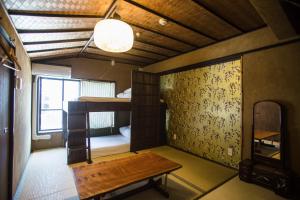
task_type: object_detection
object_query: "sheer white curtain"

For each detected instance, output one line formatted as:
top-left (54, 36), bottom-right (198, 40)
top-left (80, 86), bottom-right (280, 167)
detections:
top-left (81, 80), bottom-right (115, 128)
top-left (81, 81), bottom-right (115, 97)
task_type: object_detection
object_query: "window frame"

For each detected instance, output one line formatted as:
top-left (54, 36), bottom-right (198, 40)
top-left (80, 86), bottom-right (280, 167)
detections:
top-left (37, 77), bottom-right (81, 134)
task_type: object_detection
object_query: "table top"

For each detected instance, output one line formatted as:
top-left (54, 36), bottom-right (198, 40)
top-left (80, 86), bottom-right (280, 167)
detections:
top-left (254, 130), bottom-right (280, 140)
top-left (72, 152), bottom-right (182, 200)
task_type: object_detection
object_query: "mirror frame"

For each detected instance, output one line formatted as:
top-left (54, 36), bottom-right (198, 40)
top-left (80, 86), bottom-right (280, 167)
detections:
top-left (251, 100), bottom-right (287, 169)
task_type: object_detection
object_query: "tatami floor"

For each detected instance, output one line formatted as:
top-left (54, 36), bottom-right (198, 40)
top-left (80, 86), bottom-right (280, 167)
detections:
top-left (14, 146), bottom-right (286, 200)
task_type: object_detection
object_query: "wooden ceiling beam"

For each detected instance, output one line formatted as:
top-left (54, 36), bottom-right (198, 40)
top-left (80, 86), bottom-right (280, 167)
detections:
top-left (17, 28), bottom-right (93, 33)
top-left (89, 46), bottom-right (159, 61)
top-left (31, 53), bottom-right (78, 61)
top-left (135, 39), bottom-right (180, 53)
top-left (191, 0), bottom-right (245, 32)
top-left (90, 45), bottom-right (167, 60)
top-left (91, 39), bottom-right (178, 56)
top-left (122, 51), bottom-right (162, 61)
top-left (124, 0), bottom-right (217, 41)
top-left (8, 10), bottom-right (103, 18)
top-left (129, 23), bottom-right (198, 48)
top-left (134, 40), bottom-right (180, 57)
top-left (31, 53), bottom-right (147, 66)
top-left (88, 46), bottom-right (155, 62)
top-left (250, 0), bottom-right (298, 39)
top-left (83, 51), bottom-right (150, 65)
top-left (130, 46), bottom-right (168, 58)
top-left (27, 46), bottom-right (83, 53)
top-left (81, 53), bottom-right (147, 66)
top-left (79, 0), bottom-right (118, 54)
top-left (23, 38), bottom-right (90, 45)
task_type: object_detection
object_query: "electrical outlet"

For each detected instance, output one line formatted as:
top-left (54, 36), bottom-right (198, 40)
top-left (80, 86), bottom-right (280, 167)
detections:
top-left (228, 147), bottom-right (233, 156)
top-left (173, 134), bottom-right (177, 140)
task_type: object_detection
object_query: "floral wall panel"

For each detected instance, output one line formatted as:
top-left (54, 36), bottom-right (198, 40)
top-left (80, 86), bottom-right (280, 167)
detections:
top-left (160, 59), bottom-right (242, 168)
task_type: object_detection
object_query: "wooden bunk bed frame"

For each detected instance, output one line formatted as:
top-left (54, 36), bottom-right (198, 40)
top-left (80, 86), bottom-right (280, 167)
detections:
top-left (66, 71), bottom-right (167, 164)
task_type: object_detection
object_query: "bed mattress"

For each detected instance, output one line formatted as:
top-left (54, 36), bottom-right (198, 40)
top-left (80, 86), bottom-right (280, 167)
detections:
top-left (90, 134), bottom-right (130, 158)
top-left (78, 96), bottom-right (130, 102)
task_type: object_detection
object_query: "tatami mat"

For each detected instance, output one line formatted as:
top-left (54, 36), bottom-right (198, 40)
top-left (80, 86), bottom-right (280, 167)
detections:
top-left (124, 176), bottom-right (202, 200)
top-left (14, 148), bottom-right (76, 200)
top-left (15, 148), bottom-right (202, 200)
top-left (200, 176), bottom-right (287, 200)
top-left (14, 147), bottom-right (284, 200)
top-left (138, 146), bottom-right (237, 192)
top-left (14, 149), bottom-right (135, 200)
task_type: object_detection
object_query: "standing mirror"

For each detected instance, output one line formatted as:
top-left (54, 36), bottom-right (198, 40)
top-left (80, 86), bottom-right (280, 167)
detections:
top-left (239, 101), bottom-right (291, 197)
top-left (253, 101), bottom-right (285, 166)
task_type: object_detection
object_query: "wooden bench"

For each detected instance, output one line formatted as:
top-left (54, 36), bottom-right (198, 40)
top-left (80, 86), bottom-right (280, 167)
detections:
top-left (72, 152), bottom-right (182, 200)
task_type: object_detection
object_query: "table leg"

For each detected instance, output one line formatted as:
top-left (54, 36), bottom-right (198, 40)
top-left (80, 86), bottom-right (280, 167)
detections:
top-left (152, 176), bottom-right (170, 198)
top-left (164, 174), bottom-right (168, 190)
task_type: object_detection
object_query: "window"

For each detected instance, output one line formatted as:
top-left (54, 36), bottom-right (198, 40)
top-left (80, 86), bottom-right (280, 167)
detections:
top-left (37, 77), bottom-right (115, 133)
top-left (39, 78), bottom-right (63, 131)
top-left (38, 77), bottom-right (80, 133)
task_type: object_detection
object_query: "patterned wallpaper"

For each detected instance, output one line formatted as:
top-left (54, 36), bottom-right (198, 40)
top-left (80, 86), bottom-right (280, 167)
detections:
top-left (160, 59), bottom-right (242, 168)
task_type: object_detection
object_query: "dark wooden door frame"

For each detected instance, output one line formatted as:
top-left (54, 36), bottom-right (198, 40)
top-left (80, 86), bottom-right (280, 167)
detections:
top-left (8, 68), bottom-right (14, 200)
top-left (0, 24), bottom-right (16, 200)
top-left (0, 56), bottom-right (15, 200)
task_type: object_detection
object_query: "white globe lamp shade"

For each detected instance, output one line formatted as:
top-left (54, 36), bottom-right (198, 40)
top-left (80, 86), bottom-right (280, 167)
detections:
top-left (94, 19), bottom-right (134, 53)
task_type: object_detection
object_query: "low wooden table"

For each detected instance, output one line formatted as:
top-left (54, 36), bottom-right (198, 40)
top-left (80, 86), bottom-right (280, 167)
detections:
top-left (72, 152), bottom-right (182, 200)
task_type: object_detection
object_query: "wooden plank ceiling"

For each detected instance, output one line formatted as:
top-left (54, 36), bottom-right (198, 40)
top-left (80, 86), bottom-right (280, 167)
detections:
top-left (3, 0), bottom-right (265, 66)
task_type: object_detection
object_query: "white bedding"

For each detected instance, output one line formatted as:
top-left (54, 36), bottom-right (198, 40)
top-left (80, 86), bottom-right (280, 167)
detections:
top-left (117, 88), bottom-right (132, 98)
top-left (90, 134), bottom-right (130, 158)
top-left (119, 125), bottom-right (131, 139)
top-left (116, 93), bottom-right (131, 98)
top-left (78, 96), bottom-right (130, 102)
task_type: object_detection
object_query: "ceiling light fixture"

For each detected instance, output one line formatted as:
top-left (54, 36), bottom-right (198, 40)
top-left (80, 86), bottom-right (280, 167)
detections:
top-left (94, 13), bottom-right (134, 53)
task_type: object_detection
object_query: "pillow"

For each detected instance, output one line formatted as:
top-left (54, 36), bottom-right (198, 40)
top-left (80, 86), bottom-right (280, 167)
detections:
top-left (117, 92), bottom-right (124, 98)
top-left (123, 88), bottom-right (131, 94)
top-left (117, 92), bottom-right (131, 98)
top-left (119, 125), bottom-right (131, 139)
top-left (122, 93), bottom-right (131, 98)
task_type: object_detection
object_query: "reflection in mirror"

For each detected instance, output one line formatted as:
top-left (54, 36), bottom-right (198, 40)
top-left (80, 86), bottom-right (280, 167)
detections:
top-left (253, 101), bottom-right (281, 160)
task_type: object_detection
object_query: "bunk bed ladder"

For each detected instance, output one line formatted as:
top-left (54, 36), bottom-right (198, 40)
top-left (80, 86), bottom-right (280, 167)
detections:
top-left (67, 102), bottom-right (89, 164)
top-left (86, 109), bottom-right (92, 164)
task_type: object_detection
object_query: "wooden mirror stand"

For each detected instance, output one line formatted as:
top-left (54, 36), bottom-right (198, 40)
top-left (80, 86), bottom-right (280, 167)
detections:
top-left (239, 101), bottom-right (293, 197)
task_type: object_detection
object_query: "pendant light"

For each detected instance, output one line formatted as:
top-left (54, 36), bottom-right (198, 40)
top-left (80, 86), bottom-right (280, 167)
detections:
top-left (94, 13), bottom-right (134, 53)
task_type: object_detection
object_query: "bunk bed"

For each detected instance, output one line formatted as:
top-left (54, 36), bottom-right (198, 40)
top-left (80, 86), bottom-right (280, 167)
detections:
top-left (65, 71), bottom-right (167, 164)
top-left (90, 133), bottom-right (130, 158)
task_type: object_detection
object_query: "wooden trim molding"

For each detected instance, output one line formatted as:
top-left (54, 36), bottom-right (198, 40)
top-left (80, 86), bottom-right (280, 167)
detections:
top-left (157, 37), bottom-right (300, 76)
